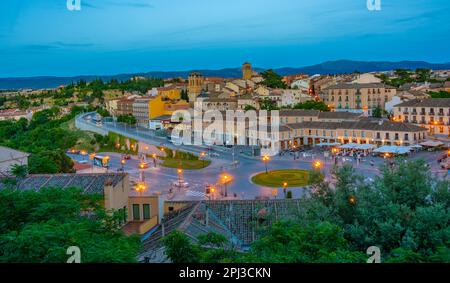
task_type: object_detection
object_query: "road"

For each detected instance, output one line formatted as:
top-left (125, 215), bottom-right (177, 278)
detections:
top-left (74, 112), bottom-right (449, 201)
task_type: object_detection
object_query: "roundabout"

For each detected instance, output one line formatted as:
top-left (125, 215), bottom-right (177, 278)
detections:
top-left (251, 169), bottom-right (311, 188)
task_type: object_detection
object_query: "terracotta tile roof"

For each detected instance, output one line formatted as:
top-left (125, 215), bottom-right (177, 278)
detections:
top-left (395, 98), bottom-right (450, 108)
top-left (287, 120), bottom-right (426, 132)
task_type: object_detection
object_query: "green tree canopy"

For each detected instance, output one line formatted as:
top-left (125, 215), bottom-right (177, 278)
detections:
top-left (0, 188), bottom-right (140, 263)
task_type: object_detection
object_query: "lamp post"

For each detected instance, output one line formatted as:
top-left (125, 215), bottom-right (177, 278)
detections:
top-left (177, 168), bottom-right (183, 186)
top-left (120, 158), bottom-right (126, 171)
top-left (282, 182), bottom-right (288, 198)
top-left (262, 155), bottom-right (270, 174)
top-left (152, 153), bottom-right (157, 167)
top-left (221, 174), bottom-right (231, 198)
top-left (200, 151), bottom-right (206, 168)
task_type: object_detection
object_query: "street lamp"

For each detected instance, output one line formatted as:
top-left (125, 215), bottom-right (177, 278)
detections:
top-left (135, 183), bottom-right (147, 197)
top-left (177, 168), bottom-right (183, 185)
top-left (221, 174), bottom-right (231, 198)
top-left (313, 160), bottom-right (322, 170)
top-left (152, 153), bottom-right (157, 167)
top-left (262, 155), bottom-right (270, 174)
top-left (348, 196), bottom-right (357, 206)
top-left (282, 182), bottom-right (288, 198)
top-left (200, 152), bottom-right (206, 168)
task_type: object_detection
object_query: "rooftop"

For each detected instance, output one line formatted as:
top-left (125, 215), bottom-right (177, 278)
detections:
top-left (317, 111), bottom-right (363, 120)
top-left (395, 98), bottom-right (450, 108)
top-left (287, 120), bottom-right (426, 132)
top-left (325, 83), bottom-right (396, 90)
top-left (0, 146), bottom-right (30, 163)
top-left (279, 109), bottom-right (320, 117)
top-left (0, 173), bottom-right (127, 195)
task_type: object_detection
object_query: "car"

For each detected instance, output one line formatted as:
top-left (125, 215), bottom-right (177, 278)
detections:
top-left (123, 154), bottom-right (131, 160)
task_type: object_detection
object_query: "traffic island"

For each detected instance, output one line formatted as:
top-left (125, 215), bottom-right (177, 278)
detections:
top-left (251, 169), bottom-right (311, 188)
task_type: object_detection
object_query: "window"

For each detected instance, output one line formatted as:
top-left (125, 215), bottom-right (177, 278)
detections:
top-left (404, 133), bottom-right (409, 141)
top-left (143, 204), bottom-right (151, 220)
top-left (132, 204), bottom-right (140, 221)
top-left (385, 133), bottom-right (390, 139)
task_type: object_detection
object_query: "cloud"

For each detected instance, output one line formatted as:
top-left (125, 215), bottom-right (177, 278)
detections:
top-left (82, 0), bottom-right (155, 9)
top-left (18, 41), bottom-right (94, 53)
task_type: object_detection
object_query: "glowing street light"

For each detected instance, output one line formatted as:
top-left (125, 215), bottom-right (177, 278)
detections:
top-left (221, 174), bottom-right (232, 198)
top-left (177, 168), bottom-right (183, 184)
top-left (262, 155), bottom-right (270, 174)
top-left (348, 196), bottom-right (357, 206)
top-left (135, 183), bottom-right (147, 196)
top-left (282, 182), bottom-right (288, 198)
top-left (313, 160), bottom-right (322, 170)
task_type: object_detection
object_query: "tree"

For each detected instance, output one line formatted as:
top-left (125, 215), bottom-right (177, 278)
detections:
top-left (293, 101), bottom-right (330, 111)
top-left (259, 98), bottom-right (279, 111)
top-left (163, 230), bottom-right (200, 263)
top-left (117, 114), bottom-right (137, 125)
top-left (372, 106), bottom-right (383, 118)
top-left (28, 150), bottom-right (74, 174)
top-left (244, 221), bottom-right (366, 263)
top-left (415, 68), bottom-right (431, 82)
top-left (180, 89), bottom-right (189, 102)
top-left (0, 188), bottom-right (140, 263)
top-left (244, 105), bottom-right (257, 111)
top-left (261, 70), bottom-right (287, 89)
top-left (10, 164), bottom-right (28, 178)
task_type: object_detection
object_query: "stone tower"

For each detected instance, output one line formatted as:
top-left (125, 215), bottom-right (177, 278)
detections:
top-left (188, 72), bottom-right (204, 103)
top-left (242, 62), bottom-right (252, 80)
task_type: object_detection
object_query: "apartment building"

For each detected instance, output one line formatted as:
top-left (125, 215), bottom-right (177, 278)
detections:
top-left (133, 97), bottom-right (152, 128)
top-left (278, 119), bottom-right (427, 150)
top-left (116, 98), bottom-right (135, 116)
top-left (323, 83), bottom-right (397, 113)
top-left (393, 98), bottom-right (450, 136)
top-left (199, 97), bottom-right (238, 111)
top-left (281, 89), bottom-right (312, 107)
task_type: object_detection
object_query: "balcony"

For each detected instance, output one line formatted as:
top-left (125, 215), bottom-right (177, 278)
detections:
top-left (403, 111), bottom-right (409, 115)
top-left (428, 112), bottom-right (435, 116)
top-left (420, 111), bottom-right (426, 115)
top-left (438, 112), bottom-right (445, 116)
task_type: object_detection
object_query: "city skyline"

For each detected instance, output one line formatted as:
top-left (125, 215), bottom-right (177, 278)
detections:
top-left (1, 0), bottom-right (450, 77)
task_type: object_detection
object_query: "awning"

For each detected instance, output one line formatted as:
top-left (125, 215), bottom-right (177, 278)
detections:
top-left (373, 145), bottom-right (411, 154)
top-left (339, 143), bottom-right (376, 150)
top-left (420, 141), bottom-right (444, 147)
top-left (409, 144), bottom-right (423, 149)
top-left (316, 142), bottom-right (341, 147)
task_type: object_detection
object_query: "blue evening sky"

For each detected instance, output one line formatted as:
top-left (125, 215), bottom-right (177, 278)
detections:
top-left (1, 0), bottom-right (449, 77)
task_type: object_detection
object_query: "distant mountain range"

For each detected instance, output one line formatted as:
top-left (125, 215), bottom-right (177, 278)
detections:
top-left (1, 60), bottom-right (450, 90)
